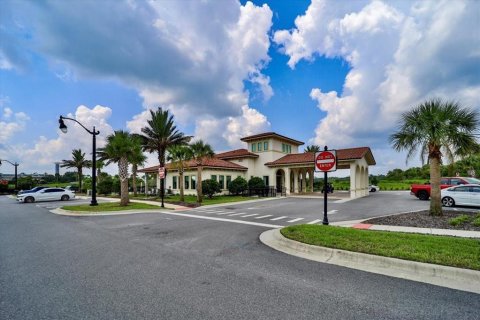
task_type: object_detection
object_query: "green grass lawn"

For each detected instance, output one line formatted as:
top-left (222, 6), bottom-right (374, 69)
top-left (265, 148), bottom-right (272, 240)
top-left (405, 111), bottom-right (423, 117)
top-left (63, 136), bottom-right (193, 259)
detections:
top-left (62, 201), bottom-right (161, 212)
top-left (281, 225), bottom-right (480, 270)
top-left (107, 194), bottom-right (257, 206)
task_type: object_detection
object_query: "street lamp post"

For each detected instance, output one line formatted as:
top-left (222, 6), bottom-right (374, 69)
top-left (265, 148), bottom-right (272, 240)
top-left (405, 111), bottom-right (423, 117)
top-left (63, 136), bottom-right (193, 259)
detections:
top-left (0, 159), bottom-right (19, 191)
top-left (59, 115), bottom-right (99, 206)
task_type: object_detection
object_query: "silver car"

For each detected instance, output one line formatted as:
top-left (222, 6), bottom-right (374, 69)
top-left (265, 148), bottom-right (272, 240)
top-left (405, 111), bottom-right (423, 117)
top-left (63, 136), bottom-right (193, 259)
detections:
top-left (17, 187), bottom-right (75, 203)
top-left (441, 184), bottom-right (480, 207)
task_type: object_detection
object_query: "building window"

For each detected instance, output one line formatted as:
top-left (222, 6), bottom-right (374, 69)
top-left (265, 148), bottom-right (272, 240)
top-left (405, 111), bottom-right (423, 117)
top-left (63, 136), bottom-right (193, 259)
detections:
top-left (211, 175), bottom-right (217, 182)
top-left (264, 141), bottom-right (268, 151)
top-left (173, 176), bottom-right (177, 189)
top-left (226, 175), bottom-right (232, 188)
top-left (252, 143), bottom-right (256, 152)
top-left (257, 142), bottom-right (262, 151)
top-left (288, 145), bottom-right (291, 153)
top-left (191, 175), bottom-right (196, 189)
top-left (219, 175), bottom-right (225, 189)
top-left (184, 176), bottom-right (190, 189)
top-left (263, 176), bottom-right (269, 186)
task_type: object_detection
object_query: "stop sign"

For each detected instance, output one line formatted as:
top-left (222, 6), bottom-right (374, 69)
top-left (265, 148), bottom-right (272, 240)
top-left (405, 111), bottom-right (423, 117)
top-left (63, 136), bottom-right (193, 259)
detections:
top-left (315, 150), bottom-right (337, 172)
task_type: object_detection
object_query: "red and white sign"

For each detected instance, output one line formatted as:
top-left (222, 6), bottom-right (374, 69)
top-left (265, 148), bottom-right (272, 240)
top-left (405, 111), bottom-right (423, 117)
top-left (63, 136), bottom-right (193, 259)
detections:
top-left (158, 167), bottom-right (166, 179)
top-left (315, 150), bottom-right (337, 172)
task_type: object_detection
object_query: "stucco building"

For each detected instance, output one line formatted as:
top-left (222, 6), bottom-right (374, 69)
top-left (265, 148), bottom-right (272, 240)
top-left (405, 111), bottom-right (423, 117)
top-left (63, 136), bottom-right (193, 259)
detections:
top-left (139, 132), bottom-right (376, 198)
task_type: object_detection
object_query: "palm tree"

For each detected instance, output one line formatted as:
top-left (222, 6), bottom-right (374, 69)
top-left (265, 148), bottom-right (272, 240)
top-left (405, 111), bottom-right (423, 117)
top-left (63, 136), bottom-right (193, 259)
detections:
top-left (130, 135), bottom-right (147, 197)
top-left (390, 98), bottom-right (479, 216)
top-left (167, 145), bottom-right (192, 202)
top-left (304, 145), bottom-right (321, 153)
top-left (97, 130), bottom-right (138, 206)
top-left (96, 159), bottom-right (105, 183)
top-left (137, 107), bottom-right (191, 207)
top-left (61, 149), bottom-right (91, 192)
top-left (190, 140), bottom-right (215, 204)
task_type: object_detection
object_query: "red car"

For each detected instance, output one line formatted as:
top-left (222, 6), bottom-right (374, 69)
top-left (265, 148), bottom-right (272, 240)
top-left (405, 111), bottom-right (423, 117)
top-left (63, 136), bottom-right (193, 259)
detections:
top-left (410, 177), bottom-right (480, 200)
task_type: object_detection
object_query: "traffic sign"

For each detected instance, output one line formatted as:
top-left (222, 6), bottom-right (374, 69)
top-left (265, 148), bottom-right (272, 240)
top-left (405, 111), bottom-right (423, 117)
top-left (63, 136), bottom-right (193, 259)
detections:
top-left (315, 150), bottom-right (337, 172)
top-left (158, 167), bottom-right (166, 179)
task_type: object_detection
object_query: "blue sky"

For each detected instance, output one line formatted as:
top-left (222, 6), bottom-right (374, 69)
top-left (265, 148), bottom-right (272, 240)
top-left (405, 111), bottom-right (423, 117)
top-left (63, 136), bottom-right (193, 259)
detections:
top-left (1, 0), bottom-right (479, 175)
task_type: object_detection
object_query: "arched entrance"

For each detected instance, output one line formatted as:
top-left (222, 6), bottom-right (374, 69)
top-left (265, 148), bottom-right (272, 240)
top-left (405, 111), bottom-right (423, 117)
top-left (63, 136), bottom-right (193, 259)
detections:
top-left (276, 169), bottom-right (285, 192)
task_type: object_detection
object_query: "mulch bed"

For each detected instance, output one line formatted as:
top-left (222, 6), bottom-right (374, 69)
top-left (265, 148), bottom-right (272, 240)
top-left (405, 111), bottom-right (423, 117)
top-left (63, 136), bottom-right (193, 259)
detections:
top-left (364, 210), bottom-right (480, 231)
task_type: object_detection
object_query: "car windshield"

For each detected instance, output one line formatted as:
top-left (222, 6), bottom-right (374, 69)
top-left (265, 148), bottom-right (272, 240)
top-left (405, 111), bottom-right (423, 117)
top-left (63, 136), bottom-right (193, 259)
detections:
top-left (465, 177), bottom-right (480, 184)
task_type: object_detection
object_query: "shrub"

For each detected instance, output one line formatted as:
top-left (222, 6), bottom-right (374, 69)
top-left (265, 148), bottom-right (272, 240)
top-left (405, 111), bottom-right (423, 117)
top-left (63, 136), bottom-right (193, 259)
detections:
top-left (449, 215), bottom-right (471, 226)
top-left (97, 176), bottom-right (114, 195)
top-left (473, 214), bottom-right (480, 227)
top-left (228, 176), bottom-right (248, 195)
top-left (248, 176), bottom-right (265, 189)
top-left (202, 179), bottom-right (221, 198)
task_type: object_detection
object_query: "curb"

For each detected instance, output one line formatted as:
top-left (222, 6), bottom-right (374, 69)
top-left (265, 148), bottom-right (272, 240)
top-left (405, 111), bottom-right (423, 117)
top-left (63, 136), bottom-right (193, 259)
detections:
top-left (259, 228), bottom-right (480, 294)
top-left (51, 208), bottom-right (167, 217)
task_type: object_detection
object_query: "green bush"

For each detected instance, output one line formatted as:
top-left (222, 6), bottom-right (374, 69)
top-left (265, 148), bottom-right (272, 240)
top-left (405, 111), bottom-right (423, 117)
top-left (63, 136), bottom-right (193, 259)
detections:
top-left (248, 176), bottom-right (265, 189)
top-left (449, 215), bottom-right (471, 226)
top-left (228, 176), bottom-right (248, 195)
top-left (202, 179), bottom-right (221, 198)
top-left (97, 176), bottom-right (114, 195)
top-left (473, 214), bottom-right (480, 227)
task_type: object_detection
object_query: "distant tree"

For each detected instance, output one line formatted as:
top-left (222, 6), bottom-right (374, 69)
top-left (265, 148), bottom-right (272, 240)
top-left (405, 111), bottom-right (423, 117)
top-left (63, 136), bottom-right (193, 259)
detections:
top-left (61, 149), bottom-right (92, 192)
top-left (304, 145), bottom-right (321, 153)
top-left (129, 135), bottom-right (147, 197)
top-left (390, 98), bottom-right (479, 216)
top-left (228, 176), bottom-right (248, 195)
top-left (202, 179), bottom-right (221, 199)
top-left (190, 140), bottom-right (215, 204)
top-left (97, 175), bottom-right (114, 195)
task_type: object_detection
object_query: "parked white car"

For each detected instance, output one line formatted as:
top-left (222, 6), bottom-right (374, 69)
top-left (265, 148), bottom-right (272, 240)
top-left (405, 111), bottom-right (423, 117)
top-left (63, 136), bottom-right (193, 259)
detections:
top-left (369, 185), bottom-right (380, 192)
top-left (17, 188), bottom-right (75, 203)
top-left (441, 184), bottom-right (480, 207)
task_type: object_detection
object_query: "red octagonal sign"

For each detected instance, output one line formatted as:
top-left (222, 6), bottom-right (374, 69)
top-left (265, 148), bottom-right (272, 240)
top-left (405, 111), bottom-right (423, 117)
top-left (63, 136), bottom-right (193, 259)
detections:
top-left (315, 150), bottom-right (337, 172)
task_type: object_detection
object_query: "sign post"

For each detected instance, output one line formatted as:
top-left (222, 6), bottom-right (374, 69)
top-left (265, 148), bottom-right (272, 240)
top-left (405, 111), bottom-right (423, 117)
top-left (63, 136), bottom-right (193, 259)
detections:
top-left (158, 166), bottom-right (166, 208)
top-left (315, 146), bottom-right (337, 225)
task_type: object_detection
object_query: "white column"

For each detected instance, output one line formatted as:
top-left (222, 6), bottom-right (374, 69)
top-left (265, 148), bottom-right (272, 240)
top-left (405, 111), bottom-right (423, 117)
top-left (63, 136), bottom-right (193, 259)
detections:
top-left (350, 163), bottom-right (357, 198)
top-left (286, 168), bottom-right (291, 195)
top-left (293, 169), bottom-right (299, 193)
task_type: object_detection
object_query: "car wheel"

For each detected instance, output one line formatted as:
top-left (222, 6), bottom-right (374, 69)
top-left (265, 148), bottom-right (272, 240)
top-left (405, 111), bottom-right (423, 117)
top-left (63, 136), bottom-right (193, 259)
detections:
top-left (370, 188), bottom-right (376, 192)
top-left (442, 196), bottom-right (455, 207)
top-left (417, 191), bottom-right (429, 200)
top-left (61, 195), bottom-right (70, 201)
top-left (24, 196), bottom-right (35, 203)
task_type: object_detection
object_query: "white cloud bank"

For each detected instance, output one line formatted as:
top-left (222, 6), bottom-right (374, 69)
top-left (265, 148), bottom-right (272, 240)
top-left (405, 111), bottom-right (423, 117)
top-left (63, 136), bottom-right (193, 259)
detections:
top-left (274, 0), bottom-right (480, 171)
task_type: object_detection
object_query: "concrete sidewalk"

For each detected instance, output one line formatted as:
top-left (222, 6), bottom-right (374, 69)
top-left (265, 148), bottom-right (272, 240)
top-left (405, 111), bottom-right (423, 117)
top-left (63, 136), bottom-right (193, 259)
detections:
top-left (331, 220), bottom-right (480, 238)
top-left (260, 228), bottom-right (480, 294)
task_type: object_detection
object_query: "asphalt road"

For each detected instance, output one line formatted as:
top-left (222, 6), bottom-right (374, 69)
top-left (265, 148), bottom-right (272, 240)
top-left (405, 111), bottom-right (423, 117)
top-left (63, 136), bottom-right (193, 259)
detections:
top-left (1, 195), bottom-right (479, 320)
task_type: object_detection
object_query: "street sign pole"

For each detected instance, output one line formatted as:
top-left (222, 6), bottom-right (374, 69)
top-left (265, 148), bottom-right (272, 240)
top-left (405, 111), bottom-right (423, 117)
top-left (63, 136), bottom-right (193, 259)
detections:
top-left (315, 146), bottom-right (337, 226)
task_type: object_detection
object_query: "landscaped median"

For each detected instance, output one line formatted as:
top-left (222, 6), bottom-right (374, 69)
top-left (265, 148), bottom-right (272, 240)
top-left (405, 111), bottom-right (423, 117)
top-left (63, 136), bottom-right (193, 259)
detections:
top-left (260, 225), bottom-right (480, 294)
top-left (281, 224), bottom-right (480, 270)
top-left (59, 202), bottom-right (163, 214)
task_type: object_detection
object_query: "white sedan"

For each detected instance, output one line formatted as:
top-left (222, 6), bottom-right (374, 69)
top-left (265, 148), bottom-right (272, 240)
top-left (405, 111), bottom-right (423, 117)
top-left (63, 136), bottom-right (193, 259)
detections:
top-left (441, 184), bottom-right (480, 207)
top-left (369, 185), bottom-right (380, 192)
top-left (17, 187), bottom-right (75, 203)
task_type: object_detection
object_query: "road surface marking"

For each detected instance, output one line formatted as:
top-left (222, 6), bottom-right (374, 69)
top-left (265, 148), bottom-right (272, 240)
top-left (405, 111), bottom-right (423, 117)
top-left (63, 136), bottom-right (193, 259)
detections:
top-left (227, 212), bottom-right (247, 216)
top-left (287, 218), bottom-right (304, 223)
top-left (270, 216), bottom-right (288, 221)
top-left (241, 213), bottom-right (259, 217)
top-left (307, 219), bottom-right (322, 224)
top-left (328, 210), bottom-right (338, 215)
top-left (255, 215), bottom-right (273, 219)
top-left (157, 211), bottom-right (284, 228)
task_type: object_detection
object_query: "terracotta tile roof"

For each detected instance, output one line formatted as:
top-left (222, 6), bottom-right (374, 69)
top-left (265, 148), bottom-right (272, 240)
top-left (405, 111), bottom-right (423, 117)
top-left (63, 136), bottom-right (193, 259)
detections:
top-left (240, 132), bottom-right (304, 146)
top-left (138, 157), bottom-right (248, 173)
top-left (215, 148), bottom-right (258, 160)
top-left (265, 147), bottom-right (376, 166)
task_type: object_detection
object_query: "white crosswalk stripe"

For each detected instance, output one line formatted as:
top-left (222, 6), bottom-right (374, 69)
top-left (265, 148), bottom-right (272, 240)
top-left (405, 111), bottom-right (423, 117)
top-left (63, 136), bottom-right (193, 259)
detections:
top-left (307, 219), bottom-right (322, 224)
top-left (270, 216), bottom-right (288, 221)
top-left (254, 215), bottom-right (273, 219)
top-left (287, 218), bottom-right (304, 223)
top-left (228, 212), bottom-right (246, 216)
top-left (241, 214), bottom-right (258, 218)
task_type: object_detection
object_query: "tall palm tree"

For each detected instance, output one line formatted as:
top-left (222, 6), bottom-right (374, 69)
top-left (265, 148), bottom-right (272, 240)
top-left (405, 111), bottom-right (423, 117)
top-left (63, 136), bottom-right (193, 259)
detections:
top-left (130, 136), bottom-right (147, 197)
top-left (304, 145), bottom-right (321, 153)
top-left (167, 145), bottom-right (192, 202)
top-left (61, 149), bottom-right (91, 192)
top-left (390, 98), bottom-right (479, 216)
top-left (97, 130), bottom-right (138, 206)
top-left (190, 140), bottom-right (214, 204)
top-left (137, 107), bottom-right (191, 207)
